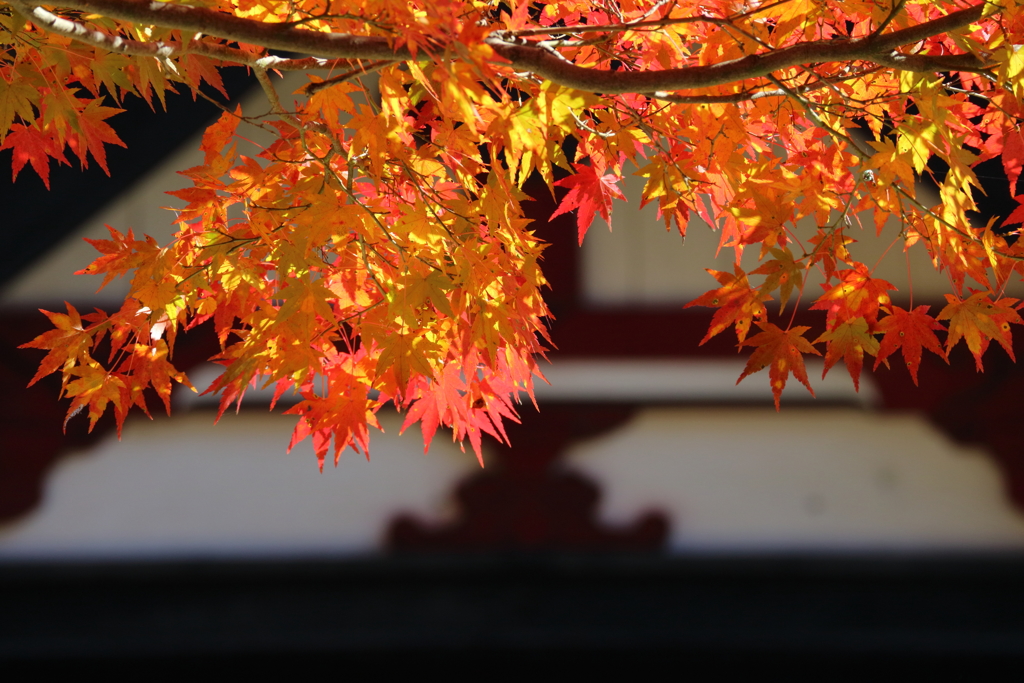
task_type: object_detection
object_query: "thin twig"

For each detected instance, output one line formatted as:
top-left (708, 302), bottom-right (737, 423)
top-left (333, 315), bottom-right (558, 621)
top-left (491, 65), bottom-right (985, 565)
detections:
top-left (873, 0), bottom-right (908, 36)
top-left (302, 59), bottom-right (395, 95)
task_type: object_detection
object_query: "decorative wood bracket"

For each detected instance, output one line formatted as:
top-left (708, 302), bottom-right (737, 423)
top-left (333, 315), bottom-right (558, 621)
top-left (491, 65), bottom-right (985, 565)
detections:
top-left (387, 405), bottom-right (670, 552)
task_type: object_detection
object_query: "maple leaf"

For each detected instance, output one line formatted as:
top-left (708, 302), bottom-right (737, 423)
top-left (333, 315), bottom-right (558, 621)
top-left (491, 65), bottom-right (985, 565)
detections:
top-left (814, 317), bottom-right (880, 391)
top-left (0, 123), bottom-right (67, 188)
top-left (63, 363), bottom-right (126, 433)
top-left (684, 265), bottom-right (768, 343)
top-left (738, 323), bottom-right (821, 410)
top-left (1003, 127), bottom-right (1024, 194)
top-left (865, 138), bottom-right (916, 190)
top-left (285, 387), bottom-right (380, 471)
top-left (874, 305), bottom-right (948, 385)
top-left (117, 340), bottom-right (195, 416)
top-left (19, 303), bottom-right (92, 386)
top-left (811, 264), bottom-right (895, 327)
top-left (76, 226), bottom-right (155, 291)
top-left (807, 229), bottom-right (854, 281)
top-left (1001, 195), bottom-right (1024, 228)
top-left (0, 76), bottom-right (38, 140)
top-left (550, 161), bottom-right (625, 245)
top-left (938, 292), bottom-right (1022, 371)
top-left (376, 332), bottom-right (440, 392)
top-left (402, 383), bottom-right (443, 455)
top-left (752, 246), bottom-right (804, 312)
top-left (282, 351), bottom-right (381, 469)
top-left (199, 106), bottom-right (241, 165)
top-left (66, 99), bottom-right (125, 174)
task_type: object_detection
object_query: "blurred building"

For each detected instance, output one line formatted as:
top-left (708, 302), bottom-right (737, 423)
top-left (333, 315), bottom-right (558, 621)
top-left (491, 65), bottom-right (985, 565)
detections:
top-left (3, 75), bottom-right (1024, 672)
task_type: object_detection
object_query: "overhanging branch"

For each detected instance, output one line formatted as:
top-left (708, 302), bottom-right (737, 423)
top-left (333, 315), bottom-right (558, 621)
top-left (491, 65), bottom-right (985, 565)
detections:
top-left (16, 0), bottom-right (991, 94)
top-left (34, 0), bottom-right (405, 58)
top-left (487, 4), bottom-right (988, 93)
top-left (9, 0), bottom-right (380, 71)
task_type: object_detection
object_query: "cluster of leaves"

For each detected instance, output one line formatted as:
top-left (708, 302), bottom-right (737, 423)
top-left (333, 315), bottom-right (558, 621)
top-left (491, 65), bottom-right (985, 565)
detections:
top-left (14, 0), bottom-right (1024, 461)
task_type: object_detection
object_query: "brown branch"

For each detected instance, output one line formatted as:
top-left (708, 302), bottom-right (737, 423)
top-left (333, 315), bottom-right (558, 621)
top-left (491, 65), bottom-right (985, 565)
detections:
top-left (38, 0), bottom-right (406, 59)
top-left (499, 12), bottom-right (730, 37)
top-left (10, 0), bottom-right (389, 72)
top-left (7, 0), bottom-right (245, 60)
top-left (488, 4), bottom-right (988, 94)
top-left (647, 88), bottom-right (787, 104)
top-left (502, 0), bottom-right (799, 37)
top-left (20, 0), bottom-right (990, 94)
top-left (253, 55), bottom-right (375, 71)
top-left (647, 66), bottom-right (885, 104)
top-left (871, 51), bottom-right (993, 74)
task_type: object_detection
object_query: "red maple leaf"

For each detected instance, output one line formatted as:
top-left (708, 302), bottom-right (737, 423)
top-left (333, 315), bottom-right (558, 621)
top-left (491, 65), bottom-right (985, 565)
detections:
top-left (738, 322), bottom-right (821, 409)
top-left (874, 305), bottom-right (947, 384)
top-left (1004, 127), bottom-right (1024, 194)
top-left (551, 162), bottom-right (625, 244)
top-left (0, 124), bottom-right (68, 189)
top-left (116, 340), bottom-right (195, 417)
top-left (285, 374), bottom-right (379, 470)
top-left (684, 265), bottom-right (768, 343)
top-left (1001, 195), bottom-right (1024, 227)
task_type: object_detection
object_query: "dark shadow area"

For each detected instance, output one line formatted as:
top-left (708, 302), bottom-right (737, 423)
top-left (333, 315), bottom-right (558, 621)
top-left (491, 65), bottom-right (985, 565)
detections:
top-left (4, 555), bottom-right (1024, 674)
top-left (0, 68), bottom-right (257, 288)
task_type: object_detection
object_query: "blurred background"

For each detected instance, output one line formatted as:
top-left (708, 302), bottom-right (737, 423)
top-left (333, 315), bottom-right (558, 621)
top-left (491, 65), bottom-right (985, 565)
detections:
top-left (4, 72), bottom-right (1024, 674)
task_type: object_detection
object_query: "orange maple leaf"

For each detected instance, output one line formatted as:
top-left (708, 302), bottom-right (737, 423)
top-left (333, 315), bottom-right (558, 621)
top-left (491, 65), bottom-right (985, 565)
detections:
top-left (738, 322), bottom-right (821, 409)
top-left (19, 303), bottom-right (92, 386)
top-left (874, 305), bottom-right (948, 385)
top-left (77, 226), bottom-right (156, 291)
top-left (811, 263), bottom-right (895, 327)
top-left (66, 99), bottom-right (126, 174)
top-left (752, 246), bottom-right (804, 312)
top-left (938, 292), bottom-right (1022, 370)
top-left (285, 369), bottom-right (380, 470)
top-left (117, 340), bottom-right (195, 416)
top-left (63, 363), bottom-right (126, 433)
top-left (685, 265), bottom-right (769, 343)
top-left (199, 106), bottom-right (241, 165)
top-left (814, 317), bottom-right (880, 391)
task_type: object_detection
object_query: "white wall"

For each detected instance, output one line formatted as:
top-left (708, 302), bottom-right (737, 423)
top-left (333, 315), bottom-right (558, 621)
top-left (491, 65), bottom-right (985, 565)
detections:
top-left (4, 398), bottom-right (1024, 560)
top-left (0, 410), bottom-right (478, 560)
top-left (581, 170), bottom-right (1023, 306)
top-left (569, 407), bottom-right (1024, 553)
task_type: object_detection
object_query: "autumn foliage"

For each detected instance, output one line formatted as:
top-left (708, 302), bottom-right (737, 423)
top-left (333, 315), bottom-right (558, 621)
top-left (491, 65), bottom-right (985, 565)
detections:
top-left (10, 0), bottom-right (1024, 465)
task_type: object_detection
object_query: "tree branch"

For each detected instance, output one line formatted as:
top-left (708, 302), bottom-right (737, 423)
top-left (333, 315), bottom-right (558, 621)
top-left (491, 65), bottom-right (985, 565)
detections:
top-left (18, 0), bottom-right (990, 94)
top-left (488, 4), bottom-right (987, 94)
top-left (301, 60), bottom-right (394, 95)
top-left (7, 0), bottom-right (239, 60)
top-left (646, 66), bottom-right (884, 103)
top-left (35, 0), bottom-right (405, 59)
top-left (9, 0), bottom-right (387, 72)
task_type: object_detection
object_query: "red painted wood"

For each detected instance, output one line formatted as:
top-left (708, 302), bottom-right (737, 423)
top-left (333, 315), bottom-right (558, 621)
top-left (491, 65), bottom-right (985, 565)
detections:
top-left (388, 405), bottom-right (669, 551)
